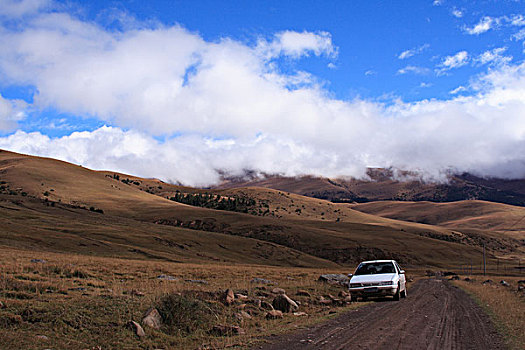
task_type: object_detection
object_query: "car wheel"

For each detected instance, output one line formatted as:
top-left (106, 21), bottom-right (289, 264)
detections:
top-left (393, 284), bottom-right (401, 301)
top-left (401, 286), bottom-right (407, 298)
top-left (350, 295), bottom-right (358, 302)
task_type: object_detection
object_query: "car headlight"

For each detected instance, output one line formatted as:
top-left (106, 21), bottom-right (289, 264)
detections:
top-left (378, 281), bottom-right (394, 286)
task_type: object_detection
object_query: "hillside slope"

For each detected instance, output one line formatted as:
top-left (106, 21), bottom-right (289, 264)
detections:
top-left (0, 150), bottom-right (522, 267)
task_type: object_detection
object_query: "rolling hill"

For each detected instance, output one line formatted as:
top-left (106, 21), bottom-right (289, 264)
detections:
top-left (0, 149), bottom-right (523, 268)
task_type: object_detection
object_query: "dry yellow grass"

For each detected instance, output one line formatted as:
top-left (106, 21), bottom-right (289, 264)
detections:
top-left (453, 276), bottom-right (525, 350)
top-left (0, 247), bottom-right (364, 349)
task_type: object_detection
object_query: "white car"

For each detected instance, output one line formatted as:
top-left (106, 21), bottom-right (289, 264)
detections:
top-left (348, 260), bottom-right (407, 301)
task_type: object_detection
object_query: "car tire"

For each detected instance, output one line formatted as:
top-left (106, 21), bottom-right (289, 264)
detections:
top-left (401, 286), bottom-right (407, 298)
top-left (350, 295), bottom-right (358, 302)
top-left (393, 284), bottom-right (401, 301)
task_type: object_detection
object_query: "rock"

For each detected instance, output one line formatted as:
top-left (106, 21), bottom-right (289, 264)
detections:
top-left (260, 300), bottom-right (274, 311)
top-left (272, 287), bottom-right (286, 295)
top-left (223, 289), bottom-right (235, 306)
top-left (296, 289), bottom-right (311, 297)
top-left (235, 311), bottom-right (252, 321)
top-left (449, 275), bottom-right (460, 281)
top-left (35, 335), bottom-right (48, 340)
top-left (318, 296), bottom-right (332, 305)
top-left (338, 291), bottom-right (350, 298)
top-left (293, 312), bottom-right (308, 316)
top-left (142, 308), bottom-right (162, 329)
top-left (130, 290), bottom-right (145, 297)
top-left (272, 294), bottom-right (299, 313)
top-left (500, 280), bottom-right (510, 287)
top-left (256, 290), bottom-right (270, 297)
top-left (211, 324), bottom-right (245, 336)
top-left (251, 277), bottom-right (273, 284)
top-left (185, 279), bottom-right (208, 285)
top-left (129, 321), bottom-right (145, 337)
top-left (318, 274), bottom-right (350, 286)
top-left (30, 259), bottom-right (46, 263)
top-left (157, 274), bottom-right (178, 281)
top-left (518, 285), bottom-right (524, 292)
top-left (235, 293), bottom-right (248, 300)
top-left (247, 299), bottom-right (262, 308)
top-left (482, 279), bottom-right (493, 285)
top-left (464, 277), bottom-right (472, 282)
top-left (442, 271), bottom-right (457, 277)
top-left (265, 310), bottom-right (283, 319)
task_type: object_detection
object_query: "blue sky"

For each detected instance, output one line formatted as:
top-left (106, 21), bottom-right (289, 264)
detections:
top-left (0, 0), bottom-right (524, 185)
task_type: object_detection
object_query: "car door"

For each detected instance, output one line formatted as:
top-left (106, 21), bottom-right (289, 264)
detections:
top-left (394, 261), bottom-right (406, 290)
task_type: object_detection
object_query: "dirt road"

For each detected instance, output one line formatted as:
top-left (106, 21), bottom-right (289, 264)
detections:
top-left (256, 279), bottom-right (505, 350)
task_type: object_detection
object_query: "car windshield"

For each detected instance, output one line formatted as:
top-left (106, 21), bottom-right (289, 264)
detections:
top-left (354, 262), bottom-right (395, 275)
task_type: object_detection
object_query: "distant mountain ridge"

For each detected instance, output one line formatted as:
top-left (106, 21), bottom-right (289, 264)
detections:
top-left (216, 169), bottom-right (525, 207)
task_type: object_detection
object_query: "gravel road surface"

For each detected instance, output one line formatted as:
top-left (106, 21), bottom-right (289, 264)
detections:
top-left (256, 279), bottom-right (505, 350)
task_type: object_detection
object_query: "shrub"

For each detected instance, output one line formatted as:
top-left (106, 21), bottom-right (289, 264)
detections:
top-left (156, 294), bottom-right (220, 335)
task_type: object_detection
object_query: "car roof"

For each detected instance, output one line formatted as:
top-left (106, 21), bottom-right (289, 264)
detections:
top-left (359, 260), bottom-right (396, 264)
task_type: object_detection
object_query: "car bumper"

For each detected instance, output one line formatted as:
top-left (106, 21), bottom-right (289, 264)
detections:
top-left (349, 286), bottom-right (398, 297)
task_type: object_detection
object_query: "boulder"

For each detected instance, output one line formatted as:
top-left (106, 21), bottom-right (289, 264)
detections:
top-left (222, 289), bottom-right (235, 306)
top-left (235, 311), bottom-right (252, 321)
top-left (338, 291), bottom-right (350, 298)
top-left (251, 277), bottom-right (273, 284)
top-left (293, 312), bottom-right (308, 316)
top-left (211, 324), bottom-right (245, 336)
top-left (482, 279), bottom-right (493, 285)
top-left (157, 274), bottom-right (177, 281)
top-left (235, 293), bottom-right (248, 300)
top-left (318, 296), bottom-right (332, 305)
top-left (260, 300), bottom-right (274, 311)
top-left (30, 259), bottom-right (46, 263)
top-left (272, 294), bottom-right (298, 313)
top-left (130, 290), bottom-right (145, 297)
top-left (296, 289), bottom-right (311, 297)
top-left (272, 287), bottom-right (286, 295)
top-left (129, 321), bottom-right (145, 337)
top-left (500, 280), bottom-right (510, 287)
top-left (265, 310), bottom-right (283, 319)
top-left (142, 308), bottom-right (162, 329)
top-left (449, 275), bottom-right (460, 281)
top-left (318, 274), bottom-right (350, 286)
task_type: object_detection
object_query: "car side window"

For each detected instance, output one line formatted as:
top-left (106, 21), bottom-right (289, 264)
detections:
top-left (394, 262), bottom-right (401, 273)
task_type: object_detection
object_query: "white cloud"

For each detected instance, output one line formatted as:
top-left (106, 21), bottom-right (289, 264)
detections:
top-left (0, 0), bottom-right (51, 17)
top-left (476, 47), bottom-right (512, 66)
top-left (0, 94), bottom-right (27, 130)
top-left (397, 65), bottom-right (430, 75)
top-left (433, 0), bottom-right (443, 6)
top-left (398, 44), bottom-right (429, 60)
top-left (465, 14), bottom-right (525, 35)
top-left (419, 82), bottom-right (432, 88)
top-left (449, 85), bottom-right (466, 94)
top-left (513, 28), bottom-right (525, 41)
top-left (437, 51), bottom-right (469, 73)
top-left (1, 7), bottom-right (525, 185)
top-left (451, 8), bottom-right (463, 18)
top-left (257, 30), bottom-right (337, 60)
top-left (364, 70), bottom-right (376, 76)
top-left (465, 16), bottom-right (499, 35)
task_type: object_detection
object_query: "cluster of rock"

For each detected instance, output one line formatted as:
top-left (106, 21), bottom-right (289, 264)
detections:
top-left (128, 280), bottom-right (355, 338)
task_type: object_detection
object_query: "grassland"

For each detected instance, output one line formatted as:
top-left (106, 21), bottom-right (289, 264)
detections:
top-left (0, 247), bottom-right (364, 349)
top-left (1, 149), bottom-right (524, 348)
top-left (452, 276), bottom-right (525, 350)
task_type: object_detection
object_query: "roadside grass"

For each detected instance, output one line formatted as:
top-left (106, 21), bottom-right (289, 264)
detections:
top-left (453, 276), bottom-right (525, 350)
top-left (0, 247), bottom-right (365, 349)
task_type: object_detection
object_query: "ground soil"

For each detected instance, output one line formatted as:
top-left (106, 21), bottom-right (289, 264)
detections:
top-left (255, 279), bottom-right (506, 350)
